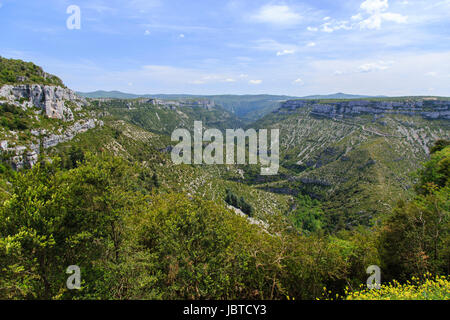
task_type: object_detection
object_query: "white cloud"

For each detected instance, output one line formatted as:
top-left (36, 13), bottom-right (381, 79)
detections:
top-left (322, 23), bottom-right (334, 33)
top-left (249, 80), bottom-right (262, 84)
top-left (360, 0), bottom-right (389, 14)
top-left (321, 20), bottom-right (352, 33)
top-left (352, 13), bottom-right (363, 21)
top-left (358, 61), bottom-right (393, 72)
top-left (359, 0), bottom-right (407, 29)
top-left (381, 12), bottom-right (407, 24)
top-left (307, 0), bottom-right (408, 32)
top-left (306, 42), bottom-right (316, 47)
top-left (251, 39), bottom-right (299, 55)
top-left (276, 49), bottom-right (295, 56)
top-left (179, 34), bottom-right (185, 38)
top-left (301, 52), bottom-right (450, 96)
top-left (251, 5), bottom-right (301, 26)
top-left (138, 65), bottom-right (236, 87)
top-left (144, 30), bottom-right (151, 35)
top-left (190, 80), bottom-right (205, 85)
top-left (293, 78), bottom-right (304, 85)
top-left (202, 75), bottom-right (222, 81)
top-left (239, 74), bottom-right (249, 78)
top-left (359, 15), bottom-right (383, 29)
top-left (426, 71), bottom-right (438, 77)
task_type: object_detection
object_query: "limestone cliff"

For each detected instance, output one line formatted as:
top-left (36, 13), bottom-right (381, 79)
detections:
top-left (0, 84), bottom-right (87, 121)
top-left (1, 118), bottom-right (102, 170)
top-left (0, 83), bottom-right (101, 169)
top-left (278, 99), bottom-right (450, 120)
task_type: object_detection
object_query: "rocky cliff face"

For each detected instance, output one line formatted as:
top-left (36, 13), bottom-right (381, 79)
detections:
top-left (0, 84), bottom-right (87, 121)
top-left (278, 99), bottom-right (450, 120)
top-left (146, 98), bottom-right (215, 110)
top-left (0, 84), bottom-right (100, 169)
top-left (1, 118), bottom-right (103, 170)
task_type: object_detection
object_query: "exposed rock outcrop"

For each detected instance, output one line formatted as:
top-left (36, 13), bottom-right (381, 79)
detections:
top-left (42, 119), bottom-right (101, 149)
top-left (141, 98), bottom-right (215, 110)
top-left (278, 99), bottom-right (450, 120)
top-left (0, 83), bottom-right (99, 169)
top-left (0, 84), bottom-right (87, 121)
top-left (1, 119), bottom-right (103, 170)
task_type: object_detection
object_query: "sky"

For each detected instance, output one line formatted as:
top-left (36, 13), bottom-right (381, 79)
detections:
top-left (0, 0), bottom-right (450, 96)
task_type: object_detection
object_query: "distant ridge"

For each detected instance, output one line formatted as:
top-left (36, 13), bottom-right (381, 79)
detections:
top-left (77, 90), bottom-right (379, 100)
top-left (77, 90), bottom-right (143, 99)
top-left (300, 93), bottom-right (386, 100)
top-left (76, 91), bottom-right (385, 121)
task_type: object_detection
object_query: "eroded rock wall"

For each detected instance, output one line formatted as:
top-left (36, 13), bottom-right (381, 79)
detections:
top-left (0, 84), bottom-right (87, 121)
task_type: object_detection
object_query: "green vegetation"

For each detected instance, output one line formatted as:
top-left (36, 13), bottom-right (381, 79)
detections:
top-left (0, 57), bottom-right (65, 87)
top-left (0, 141), bottom-right (447, 300)
top-left (0, 154), bottom-right (359, 299)
top-left (0, 103), bottom-right (31, 130)
top-left (289, 194), bottom-right (324, 233)
top-left (78, 93), bottom-right (299, 122)
top-left (89, 98), bottom-right (242, 135)
top-left (252, 100), bottom-right (449, 232)
top-left (0, 60), bottom-right (449, 300)
top-left (343, 275), bottom-right (450, 300)
top-left (379, 144), bottom-right (450, 282)
top-left (225, 189), bottom-right (253, 217)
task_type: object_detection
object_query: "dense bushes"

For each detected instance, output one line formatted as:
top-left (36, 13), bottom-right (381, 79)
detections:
top-left (0, 103), bottom-right (31, 130)
top-left (290, 194), bottom-right (324, 233)
top-left (0, 154), bottom-right (374, 300)
top-left (379, 143), bottom-right (450, 282)
top-left (225, 189), bottom-right (253, 217)
top-left (0, 57), bottom-right (65, 87)
top-left (0, 141), bottom-right (448, 300)
top-left (0, 154), bottom-right (146, 299)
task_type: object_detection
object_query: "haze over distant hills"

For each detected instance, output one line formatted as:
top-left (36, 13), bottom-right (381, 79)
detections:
top-left (77, 90), bottom-right (379, 100)
top-left (77, 91), bottom-right (382, 121)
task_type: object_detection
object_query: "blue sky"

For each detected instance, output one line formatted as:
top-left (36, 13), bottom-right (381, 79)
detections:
top-left (1, 0), bottom-right (450, 96)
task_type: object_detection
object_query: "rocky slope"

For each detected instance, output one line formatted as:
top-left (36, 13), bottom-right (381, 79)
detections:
top-left (90, 97), bottom-right (243, 135)
top-left (0, 84), bottom-right (86, 121)
top-left (280, 98), bottom-right (450, 120)
top-left (253, 97), bottom-right (450, 229)
top-left (0, 58), bottom-right (101, 169)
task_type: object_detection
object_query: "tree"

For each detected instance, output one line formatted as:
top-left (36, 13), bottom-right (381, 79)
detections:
top-left (152, 173), bottom-right (160, 188)
top-left (379, 142), bottom-right (450, 281)
top-left (68, 146), bottom-right (85, 168)
top-left (430, 139), bottom-right (450, 154)
top-left (291, 194), bottom-right (324, 233)
top-left (0, 154), bottom-right (146, 299)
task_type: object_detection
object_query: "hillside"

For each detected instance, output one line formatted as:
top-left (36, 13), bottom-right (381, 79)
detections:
top-left (78, 91), bottom-right (382, 121)
top-left (251, 98), bottom-right (450, 231)
top-left (0, 57), bottom-right (65, 87)
top-left (2, 58), bottom-right (448, 230)
top-left (0, 58), bottom-right (287, 220)
top-left (1, 58), bottom-right (449, 301)
top-left (78, 91), bottom-right (298, 121)
top-left (89, 97), bottom-right (243, 135)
